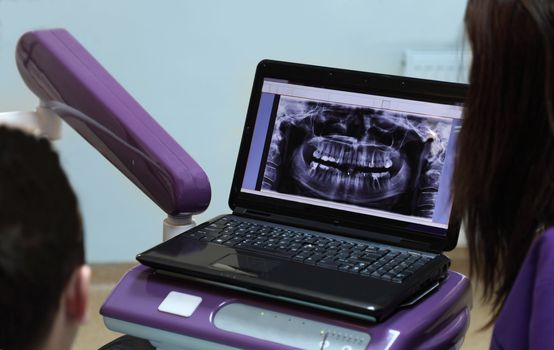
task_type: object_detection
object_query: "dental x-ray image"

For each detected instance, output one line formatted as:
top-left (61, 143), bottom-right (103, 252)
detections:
top-left (261, 96), bottom-right (453, 218)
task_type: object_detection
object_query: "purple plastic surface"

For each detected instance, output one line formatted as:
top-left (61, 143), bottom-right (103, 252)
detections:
top-left (491, 227), bottom-right (554, 350)
top-left (16, 29), bottom-right (211, 215)
top-left (101, 265), bottom-right (471, 349)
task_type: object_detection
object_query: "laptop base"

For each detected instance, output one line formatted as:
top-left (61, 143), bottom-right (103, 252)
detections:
top-left (101, 265), bottom-right (471, 350)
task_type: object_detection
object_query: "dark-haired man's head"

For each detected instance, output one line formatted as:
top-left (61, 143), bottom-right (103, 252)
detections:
top-left (0, 126), bottom-right (89, 350)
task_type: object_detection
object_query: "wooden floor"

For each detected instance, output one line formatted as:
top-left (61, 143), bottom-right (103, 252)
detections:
top-left (75, 248), bottom-right (493, 349)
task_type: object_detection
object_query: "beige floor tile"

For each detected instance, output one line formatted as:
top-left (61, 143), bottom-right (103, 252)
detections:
top-left (448, 248), bottom-right (493, 350)
top-left (73, 264), bottom-right (135, 350)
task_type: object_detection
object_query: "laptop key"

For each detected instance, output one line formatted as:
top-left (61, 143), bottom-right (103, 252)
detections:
top-left (289, 247), bottom-right (301, 255)
top-left (390, 267), bottom-right (404, 275)
top-left (394, 273), bottom-right (409, 281)
top-left (227, 237), bottom-right (243, 245)
top-left (336, 257), bottom-right (350, 265)
top-left (304, 256), bottom-right (318, 265)
top-left (316, 259), bottom-right (339, 268)
top-left (212, 237), bottom-right (230, 244)
top-left (209, 222), bottom-right (227, 229)
top-left (186, 231), bottom-right (205, 239)
top-left (338, 264), bottom-right (352, 272)
top-left (372, 261), bottom-right (386, 269)
top-left (358, 257), bottom-right (378, 264)
top-left (336, 252), bottom-right (350, 259)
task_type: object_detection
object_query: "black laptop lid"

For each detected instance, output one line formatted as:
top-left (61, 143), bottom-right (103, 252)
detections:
top-left (229, 60), bottom-right (467, 252)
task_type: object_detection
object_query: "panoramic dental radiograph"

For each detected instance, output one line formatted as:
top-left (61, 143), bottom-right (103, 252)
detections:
top-left (261, 96), bottom-right (453, 218)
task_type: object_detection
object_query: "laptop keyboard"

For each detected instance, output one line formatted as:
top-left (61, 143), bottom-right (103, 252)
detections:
top-left (185, 217), bottom-right (434, 284)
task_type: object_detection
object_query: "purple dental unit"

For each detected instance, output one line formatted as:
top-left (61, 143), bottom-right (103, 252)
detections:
top-left (16, 29), bottom-right (472, 349)
top-left (101, 265), bottom-right (470, 350)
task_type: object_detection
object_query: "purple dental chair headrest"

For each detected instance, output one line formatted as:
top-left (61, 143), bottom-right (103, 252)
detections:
top-left (16, 29), bottom-right (211, 215)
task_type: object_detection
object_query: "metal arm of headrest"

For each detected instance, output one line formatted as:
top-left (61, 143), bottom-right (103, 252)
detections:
top-left (0, 107), bottom-right (61, 140)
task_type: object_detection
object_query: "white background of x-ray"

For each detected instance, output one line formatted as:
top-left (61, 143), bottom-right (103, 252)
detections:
top-left (0, 0), bottom-right (468, 263)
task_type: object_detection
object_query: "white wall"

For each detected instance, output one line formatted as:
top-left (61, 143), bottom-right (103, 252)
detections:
top-left (0, 0), bottom-right (468, 263)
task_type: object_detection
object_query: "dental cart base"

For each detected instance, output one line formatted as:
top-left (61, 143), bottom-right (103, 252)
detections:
top-left (101, 265), bottom-right (471, 350)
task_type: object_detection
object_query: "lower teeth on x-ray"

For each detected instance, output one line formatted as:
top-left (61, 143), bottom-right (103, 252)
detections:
top-left (261, 96), bottom-right (452, 218)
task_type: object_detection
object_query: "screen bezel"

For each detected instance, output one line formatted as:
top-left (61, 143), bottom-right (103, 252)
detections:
top-left (229, 60), bottom-right (467, 252)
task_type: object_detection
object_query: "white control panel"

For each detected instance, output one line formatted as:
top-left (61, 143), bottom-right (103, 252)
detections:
top-left (158, 291), bottom-right (202, 318)
top-left (213, 303), bottom-right (370, 350)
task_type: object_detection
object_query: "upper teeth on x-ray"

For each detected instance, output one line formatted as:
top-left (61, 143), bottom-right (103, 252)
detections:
top-left (262, 96), bottom-right (453, 218)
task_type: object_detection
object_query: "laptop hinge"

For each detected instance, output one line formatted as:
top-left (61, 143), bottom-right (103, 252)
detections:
top-left (233, 207), bottom-right (272, 218)
top-left (233, 207), bottom-right (248, 215)
top-left (399, 239), bottom-right (439, 254)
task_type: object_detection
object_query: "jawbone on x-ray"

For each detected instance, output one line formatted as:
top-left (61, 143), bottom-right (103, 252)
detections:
top-left (261, 96), bottom-right (452, 218)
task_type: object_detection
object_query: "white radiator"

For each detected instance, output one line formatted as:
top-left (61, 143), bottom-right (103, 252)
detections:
top-left (402, 49), bottom-right (471, 83)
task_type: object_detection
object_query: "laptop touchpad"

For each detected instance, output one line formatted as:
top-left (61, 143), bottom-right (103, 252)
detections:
top-left (210, 253), bottom-right (279, 277)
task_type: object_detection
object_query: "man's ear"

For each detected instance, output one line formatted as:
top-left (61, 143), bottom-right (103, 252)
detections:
top-left (63, 265), bottom-right (91, 323)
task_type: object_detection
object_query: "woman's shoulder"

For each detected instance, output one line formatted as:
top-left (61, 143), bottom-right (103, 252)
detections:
top-left (490, 226), bottom-right (554, 349)
top-left (532, 226), bottom-right (554, 289)
top-left (541, 226), bottom-right (554, 239)
top-left (531, 226), bottom-right (554, 261)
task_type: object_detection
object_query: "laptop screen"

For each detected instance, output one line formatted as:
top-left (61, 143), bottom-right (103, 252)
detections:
top-left (240, 78), bottom-right (463, 237)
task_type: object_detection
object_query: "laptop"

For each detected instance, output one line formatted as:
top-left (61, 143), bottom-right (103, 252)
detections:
top-left (138, 60), bottom-right (467, 322)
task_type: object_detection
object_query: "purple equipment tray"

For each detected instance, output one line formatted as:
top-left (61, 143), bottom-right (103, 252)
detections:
top-left (101, 265), bottom-right (471, 350)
